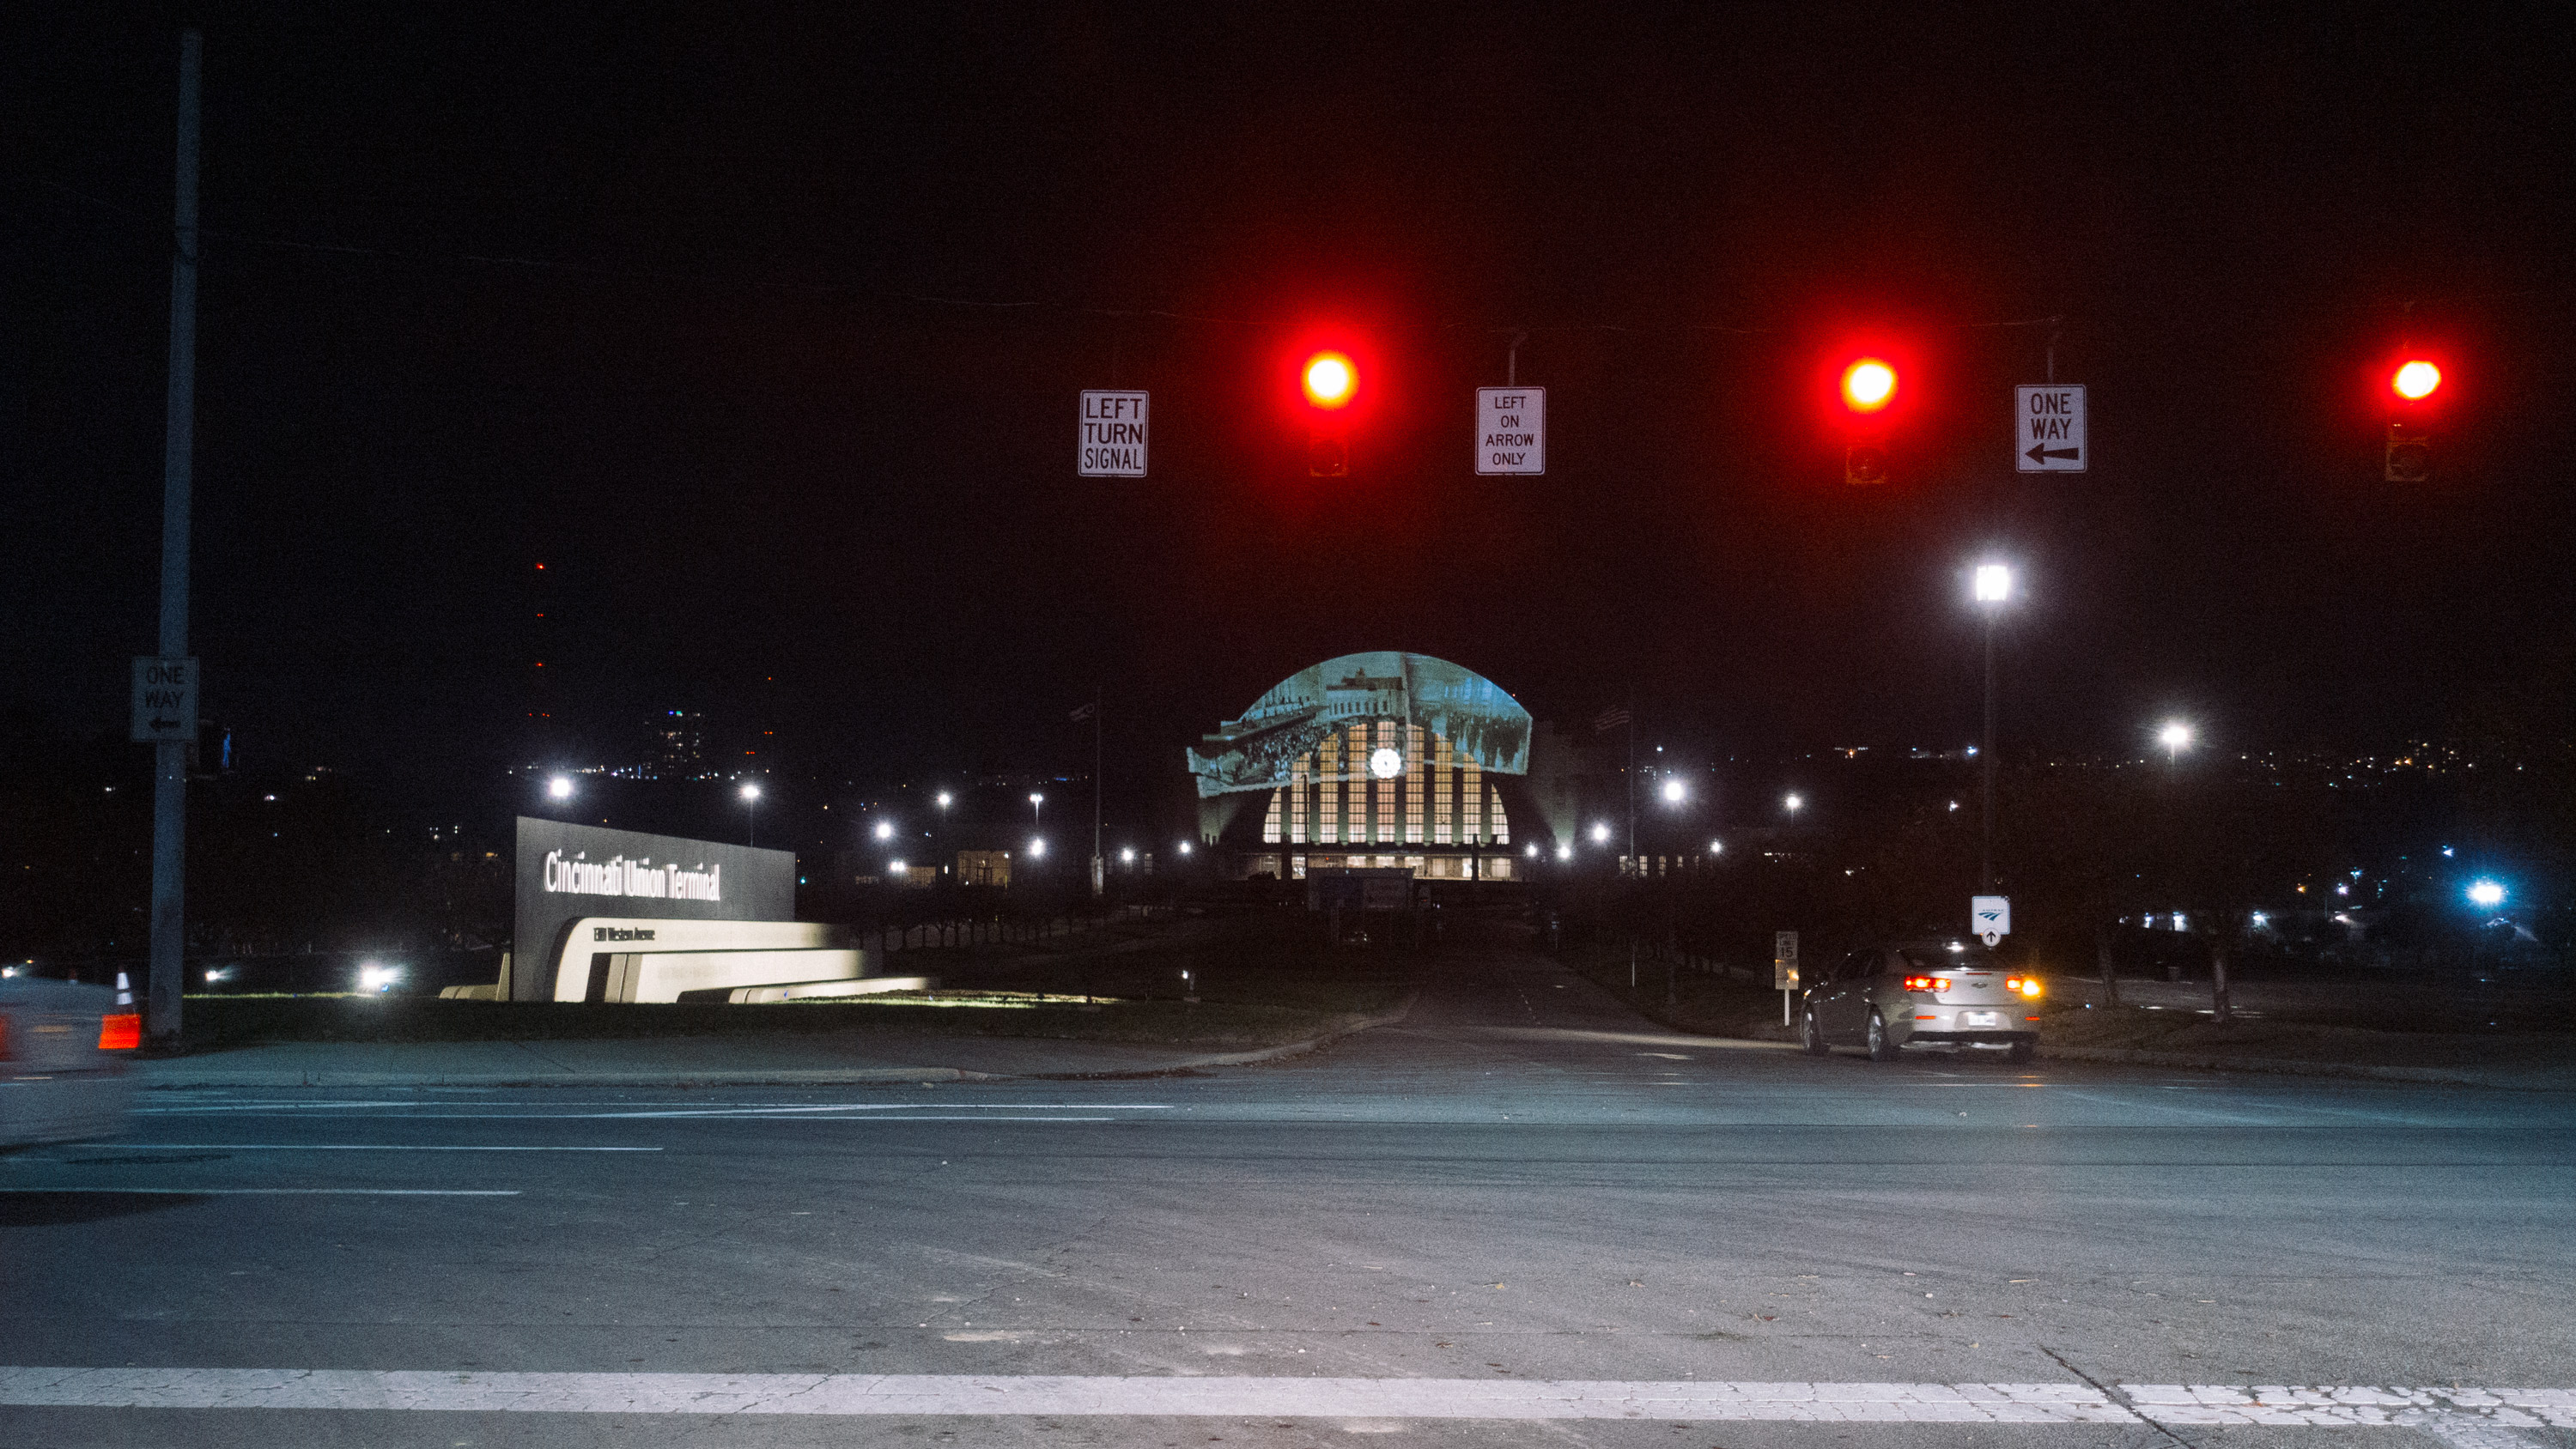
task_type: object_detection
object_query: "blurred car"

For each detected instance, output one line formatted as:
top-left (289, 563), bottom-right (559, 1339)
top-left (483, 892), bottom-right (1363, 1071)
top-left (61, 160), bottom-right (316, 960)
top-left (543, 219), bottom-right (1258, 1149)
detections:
top-left (1800, 938), bottom-right (2043, 1063)
top-left (0, 974), bottom-right (141, 1149)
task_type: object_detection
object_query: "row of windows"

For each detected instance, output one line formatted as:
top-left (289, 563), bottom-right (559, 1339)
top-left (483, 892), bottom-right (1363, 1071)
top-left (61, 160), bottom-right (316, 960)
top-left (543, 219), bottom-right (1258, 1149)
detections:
top-left (1242, 853), bottom-right (1519, 881)
top-left (1260, 723), bottom-right (1510, 846)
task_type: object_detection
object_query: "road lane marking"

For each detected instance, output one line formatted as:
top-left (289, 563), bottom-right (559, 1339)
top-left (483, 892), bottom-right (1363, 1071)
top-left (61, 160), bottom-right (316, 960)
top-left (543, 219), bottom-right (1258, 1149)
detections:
top-left (2, 1189), bottom-right (520, 1197)
top-left (91, 1145), bottom-right (662, 1153)
top-left (0, 1372), bottom-right (2565, 1423)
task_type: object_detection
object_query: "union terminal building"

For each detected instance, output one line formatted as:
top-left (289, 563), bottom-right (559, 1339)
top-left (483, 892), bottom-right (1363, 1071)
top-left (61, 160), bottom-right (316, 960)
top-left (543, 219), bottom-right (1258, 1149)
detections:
top-left (1187, 652), bottom-right (1577, 882)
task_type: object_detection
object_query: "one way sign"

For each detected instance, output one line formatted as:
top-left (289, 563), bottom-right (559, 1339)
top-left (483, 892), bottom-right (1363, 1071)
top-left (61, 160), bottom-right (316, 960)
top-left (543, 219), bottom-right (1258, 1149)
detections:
top-left (131, 656), bottom-right (197, 744)
top-left (2014, 385), bottom-right (2087, 472)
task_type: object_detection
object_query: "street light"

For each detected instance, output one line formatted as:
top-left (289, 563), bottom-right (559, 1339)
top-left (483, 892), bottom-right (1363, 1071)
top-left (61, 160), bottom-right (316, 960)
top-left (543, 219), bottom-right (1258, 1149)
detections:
top-left (546, 775), bottom-right (574, 802)
top-left (1590, 822), bottom-right (1611, 844)
top-left (2159, 720), bottom-right (2194, 763)
top-left (2467, 879), bottom-right (2506, 908)
top-left (1028, 838), bottom-right (1047, 858)
top-left (1030, 791), bottom-right (1044, 826)
top-left (739, 781), bottom-right (762, 846)
top-left (1783, 792), bottom-right (1803, 819)
top-left (1971, 561), bottom-right (2012, 891)
top-left (873, 820), bottom-right (894, 841)
top-left (1661, 778), bottom-right (1687, 805)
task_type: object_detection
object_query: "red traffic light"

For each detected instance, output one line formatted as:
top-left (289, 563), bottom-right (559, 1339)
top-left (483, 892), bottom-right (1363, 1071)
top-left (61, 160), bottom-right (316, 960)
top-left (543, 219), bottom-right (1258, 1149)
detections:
top-left (1302, 351), bottom-right (1357, 409)
top-left (1839, 358), bottom-right (1898, 414)
top-left (2391, 359), bottom-right (2442, 402)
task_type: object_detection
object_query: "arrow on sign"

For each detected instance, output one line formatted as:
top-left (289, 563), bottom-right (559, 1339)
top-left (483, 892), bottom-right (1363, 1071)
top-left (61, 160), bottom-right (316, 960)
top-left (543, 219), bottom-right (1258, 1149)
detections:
top-left (149, 716), bottom-right (182, 733)
top-left (2024, 443), bottom-right (2081, 465)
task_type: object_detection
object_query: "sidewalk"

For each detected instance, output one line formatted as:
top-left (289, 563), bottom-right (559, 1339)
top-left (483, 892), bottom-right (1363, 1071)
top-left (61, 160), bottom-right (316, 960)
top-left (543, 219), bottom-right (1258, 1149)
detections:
top-left (137, 1008), bottom-right (1410, 1089)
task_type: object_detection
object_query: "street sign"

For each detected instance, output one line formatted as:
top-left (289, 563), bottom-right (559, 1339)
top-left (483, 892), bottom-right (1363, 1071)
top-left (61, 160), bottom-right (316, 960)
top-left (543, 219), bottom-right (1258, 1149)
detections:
top-left (1078, 391), bottom-right (1149, 477)
top-left (131, 657), bottom-right (197, 744)
top-left (1474, 387), bottom-right (1545, 476)
top-left (1773, 930), bottom-right (1800, 991)
top-left (1971, 894), bottom-right (2011, 948)
top-left (2014, 385), bottom-right (2087, 472)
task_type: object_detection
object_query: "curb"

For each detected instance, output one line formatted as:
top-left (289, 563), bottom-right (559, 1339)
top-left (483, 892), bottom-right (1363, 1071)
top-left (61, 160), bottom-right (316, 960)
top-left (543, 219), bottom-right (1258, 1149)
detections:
top-left (2039, 1045), bottom-right (2564, 1089)
top-left (1023, 994), bottom-right (1421, 1078)
top-left (134, 999), bottom-right (1421, 1090)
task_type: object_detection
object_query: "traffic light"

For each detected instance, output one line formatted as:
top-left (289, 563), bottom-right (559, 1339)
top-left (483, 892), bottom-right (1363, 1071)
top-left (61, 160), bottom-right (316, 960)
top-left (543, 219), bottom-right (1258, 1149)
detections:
top-left (1838, 356), bottom-right (1899, 485)
top-left (2384, 356), bottom-right (2443, 482)
top-left (1299, 349), bottom-right (1358, 476)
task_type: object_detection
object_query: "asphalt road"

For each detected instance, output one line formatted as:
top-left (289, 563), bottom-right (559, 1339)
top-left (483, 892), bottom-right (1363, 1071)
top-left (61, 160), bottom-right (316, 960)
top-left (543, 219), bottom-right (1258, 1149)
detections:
top-left (5, 937), bottom-right (2571, 1448)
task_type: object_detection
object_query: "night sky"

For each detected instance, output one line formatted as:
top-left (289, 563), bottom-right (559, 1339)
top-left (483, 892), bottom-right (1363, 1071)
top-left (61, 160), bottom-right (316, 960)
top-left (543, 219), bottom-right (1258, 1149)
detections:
top-left (7, 4), bottom-right (2573, 805)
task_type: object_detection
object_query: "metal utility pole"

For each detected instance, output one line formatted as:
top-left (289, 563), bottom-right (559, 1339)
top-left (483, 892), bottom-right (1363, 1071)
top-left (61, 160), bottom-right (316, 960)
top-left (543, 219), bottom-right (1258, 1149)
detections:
top-left (1089, 687), bottom-right (1103, 899)
top-left (1980, 611), bottom-right (1997, 892)
top-left (148, 28), bottom-right (204, 1052)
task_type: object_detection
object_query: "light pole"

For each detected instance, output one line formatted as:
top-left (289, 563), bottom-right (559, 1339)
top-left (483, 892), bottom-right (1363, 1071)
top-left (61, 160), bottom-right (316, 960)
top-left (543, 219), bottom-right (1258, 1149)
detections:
top-left (739, 782), bottom-right (762, 847)
top-left (936, 791), bottom-right (951, 880)
top-left (1972, 562), bottom-right (2012, 891)
top-left (1030, 791), bottom-right (1044, 827)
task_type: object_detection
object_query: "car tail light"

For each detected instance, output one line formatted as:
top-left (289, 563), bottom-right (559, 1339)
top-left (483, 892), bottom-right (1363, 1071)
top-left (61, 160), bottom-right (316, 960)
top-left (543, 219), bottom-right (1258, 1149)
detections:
top-left (1901, 974), bottom-right (1952, 993)
top-left (2005, 976), bottom-right (2043, 998)
top-left (99, 1013), bottom-right (142, 1051)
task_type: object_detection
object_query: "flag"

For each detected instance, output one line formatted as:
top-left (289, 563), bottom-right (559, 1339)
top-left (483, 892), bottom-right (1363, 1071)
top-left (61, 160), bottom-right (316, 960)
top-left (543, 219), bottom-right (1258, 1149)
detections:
top-left (1069, 702), bottom-right (1097, 722)
top-left (1592, 706), bottom-right (1631, 734)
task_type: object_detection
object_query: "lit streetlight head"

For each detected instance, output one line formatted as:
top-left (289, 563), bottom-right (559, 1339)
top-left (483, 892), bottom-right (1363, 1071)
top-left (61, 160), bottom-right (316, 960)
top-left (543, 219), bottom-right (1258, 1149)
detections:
top-left (1028, 838), bottom-right (1046, 858)
top-left (873, 821), bottom-right (893, 840)
top-left (1590, 822), bottom-right (1611, 844)
top-left (1029, 791), bottom-right (1044, 806)
top-left (1176, 841), bottom-right (1192, 856)
top-left (2159, 720), bottom-right (2194, 754)
top-left (739, 782), bottom-right (762, 801)
top-left (1783, 792), bottom-right (1803, 813)
top-left (1973, 562), bottom-right (2012, 604)
top-left (2467, 879), bottom-right (2506, 908)
top-left (936, 791), bottom-right (952, 809)
top-left (546, 775), bottom-right (574, 801)
top-left (1661, 778), bottom-right (1687, 804)
top-left (1120, 847), bottom-right (1136, 864)
top-left (1709, 839), bottom-right (1724, 854)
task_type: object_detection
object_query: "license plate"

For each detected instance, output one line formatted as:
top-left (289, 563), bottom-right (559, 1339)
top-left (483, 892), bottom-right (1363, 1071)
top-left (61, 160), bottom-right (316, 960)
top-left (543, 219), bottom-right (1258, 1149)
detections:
top-left (1962, 1011), bottom-right (2002, 1028)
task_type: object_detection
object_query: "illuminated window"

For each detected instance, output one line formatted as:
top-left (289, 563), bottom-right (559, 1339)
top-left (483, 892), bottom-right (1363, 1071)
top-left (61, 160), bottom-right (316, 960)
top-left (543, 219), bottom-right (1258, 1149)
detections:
top-left (1463, 758), bottom-right (1484, 841)
top-left (1404, 725), bottom-right (1425, 843)
top-left (1487, 856), bottom-right (1513, 881)
top-left (1318, 734), bottom-right (1340, 844)
top-left (1490, 786), bottom-right (1509, 844)
top-left (1364, 724), bottom-right (1388, 842)
top-left (1290, 757), bottom-right (1309, 844)
top-left (1262, 790), bottom-right (1282, 843)
top-left (1432, 737), bottom-right (1454, 844)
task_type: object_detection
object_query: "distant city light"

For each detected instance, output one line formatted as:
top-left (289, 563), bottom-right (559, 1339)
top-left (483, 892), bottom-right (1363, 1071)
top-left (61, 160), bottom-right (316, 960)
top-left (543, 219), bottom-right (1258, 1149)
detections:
top-left (2171, 912), bottom-right (2188, 931)
top-left (873, 821), bottom-right (894, 840)
top-left (1526, 844), bottom-right (1540, 857)
top-left (1661, 779), bottom-right (1687, 804)
top-left (547, 776), bottom-right (574, 800)
top-left (889, 860), bottom-right (907, 876)
top-left (2467, 879), bottom-right (2506, 908)
top-left (1947, 799), bottom-right (1960, 811)
top-left (1177, 842), bottom-right (1192, 857)
top-left (1556, 844), bottom-right (1573, 860)
top-left (1972, 562), bottom-right (2012, 604)
top-left (1783, 792), bottom-right (1803, 815)
top-left (1709, 840), bottom-right (1723, 854)
top-left (2251, 912), bottom-right (2270, 927)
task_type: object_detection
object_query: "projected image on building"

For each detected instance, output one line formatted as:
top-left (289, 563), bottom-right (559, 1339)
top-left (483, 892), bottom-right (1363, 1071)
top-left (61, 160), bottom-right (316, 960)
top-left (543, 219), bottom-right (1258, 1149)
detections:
top-left (1188, 652), bottom-right (1532, 881)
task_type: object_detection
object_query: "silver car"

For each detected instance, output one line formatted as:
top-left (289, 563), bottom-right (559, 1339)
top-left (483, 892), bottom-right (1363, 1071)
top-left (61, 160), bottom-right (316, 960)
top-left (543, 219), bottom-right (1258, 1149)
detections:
top-left (1799, 939), bottom-right (2043, 1062)
top-left (1, 975), bottom-right (140, 1149)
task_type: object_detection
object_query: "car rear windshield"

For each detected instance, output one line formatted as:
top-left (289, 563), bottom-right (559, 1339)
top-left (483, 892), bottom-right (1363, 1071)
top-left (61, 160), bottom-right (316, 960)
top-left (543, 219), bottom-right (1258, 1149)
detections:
top-left (1899, 948), bottom-right (1996, 972)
